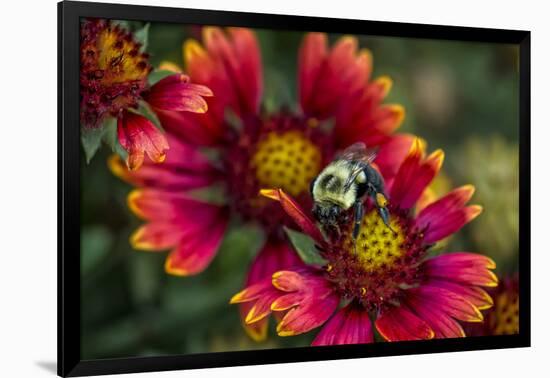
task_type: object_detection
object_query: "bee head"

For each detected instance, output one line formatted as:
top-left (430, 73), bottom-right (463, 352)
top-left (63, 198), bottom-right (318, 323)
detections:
top-left (312, 202), bottom-right (342, 226)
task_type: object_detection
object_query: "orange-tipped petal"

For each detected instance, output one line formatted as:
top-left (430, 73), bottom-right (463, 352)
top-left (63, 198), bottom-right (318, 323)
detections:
top-left (275, 271), bottom-right (339, 336)
top-left (406, 295), bottom-right (466, 338)
top-left (130, 222), bottom-right (183, 251)
top-left (416, 185), bottom-right (481, 243)
top-left (117, 111), bottom-right (169, 171)
top-left (312, 304), bottom-right (374, 346)
top-left (238, 237), bottom-right (303, 341)
top-left (299, 33), bottom-right (371, 119)
top-left (423, 252), bottom-right (498, 287)
top-left (146, 73), bottom-right (213, 113)
top-left (390, 139), bottom-right (444, 210)
top-left (260, 189), bottom-right (325, 244)
top-left (375, 305), bottom-right (435, 342)
top-left (164, 216), bottom-right (228, 276)
top-left (109, 135), bottom-right (218, 190)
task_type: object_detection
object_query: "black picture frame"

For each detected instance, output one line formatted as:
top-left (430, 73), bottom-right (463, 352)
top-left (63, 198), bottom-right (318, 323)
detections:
top-left (58, 1), bottom-right (531, 376)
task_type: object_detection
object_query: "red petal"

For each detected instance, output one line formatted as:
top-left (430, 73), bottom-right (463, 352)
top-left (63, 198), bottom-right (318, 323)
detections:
top-left (165, 215), bottom-right (228, 276)
top-left (299, 34), bottom-right (372, 119)
top-left (126, 189), bottom-right (227, 276)
top-left (390, 139), bottom-right (444, 210)
top-left (428, 279), bottom-right (494, 310)
top-left (127, 189), bottom-right (223, 224)
top-left (273, 269), bottom-right (339, 336)
top-left (231, 279), bottom-right (275, 304)
top-left (117, 112), bottom-right (170, 171)
top-left (406, 295), bottom-right (465, 338)
top-left (154, 107), bottom-right (223, 147)
top-left (239, 237), bottom-right (303, 340)
top-left (375, 305), bottom-right (435, 341)
top-left (232, 277), bottom-right (286, 339)
top-left (423, 252), bottom-right (498, 287)
top-left (245, 237), bottom-right (303, 285)
top-left (146, 73), bottom-right (213, 113)
top-left (185, 27), bottom-right (262, 119)
top-left (417, 185), bottom-right (481, 243)
top-left (260, 189), bottom-right (325, 244)
top-left (277, 292), bottom-right (339, 337)
top-left (333, 76), bottom-right (396, 148)
top-left (372, 134), bottom-right (414, 182)
top-left (109, 134), bottom-right (217, 190)
top-left (130, 221), bottom-right (184, 250)
top-left (312, 304), bottom-right (374, 346)
top-left (227, 28), bottom-right (263, 114)
top-left (409, 285), bottom-right (483, 322)
top-left (298, 33), bottom-right (328, 115)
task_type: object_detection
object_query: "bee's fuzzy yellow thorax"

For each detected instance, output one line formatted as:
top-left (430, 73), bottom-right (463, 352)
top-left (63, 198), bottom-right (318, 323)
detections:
top-left (312, 161), bottom-right (358, 210)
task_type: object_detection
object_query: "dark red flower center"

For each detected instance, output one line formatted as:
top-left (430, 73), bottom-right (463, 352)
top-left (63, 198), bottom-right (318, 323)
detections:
top-left (322, 204), bottom-right (428, 311)
top-left (80, 19), bottom-right (152, 128)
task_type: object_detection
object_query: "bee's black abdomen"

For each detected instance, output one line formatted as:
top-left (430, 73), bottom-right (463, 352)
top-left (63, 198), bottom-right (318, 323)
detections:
top-left (365, 165), bottom-right (385, 193)
top-left (355, 179), bottom-right (368, 198)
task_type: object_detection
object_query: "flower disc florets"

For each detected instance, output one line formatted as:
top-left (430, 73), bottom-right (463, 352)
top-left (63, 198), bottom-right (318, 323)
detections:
top-left (80, 19), bottom-right (152, 127)
top-left (322, 204), bottom-right (428, 311)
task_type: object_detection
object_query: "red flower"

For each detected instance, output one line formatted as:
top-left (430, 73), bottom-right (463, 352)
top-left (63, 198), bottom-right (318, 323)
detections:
top-left (110, 27), bottom-right (410, 340)
top-left (465, 274), bottom-right (519, 336)
top-left (80, 19), bottom-right (212, 170)
top-left (231, 139), bottom-right (495, 344)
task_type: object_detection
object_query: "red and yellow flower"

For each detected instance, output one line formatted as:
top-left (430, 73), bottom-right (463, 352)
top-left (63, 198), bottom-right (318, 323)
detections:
top-left (110, 27), bottom-right (411, 340)
top-left (465, 274), bottom-right (519, 336)
top-left (231, 139), bottom-right (495, 344)
top-left (80, 18), bottom-right (212, 170)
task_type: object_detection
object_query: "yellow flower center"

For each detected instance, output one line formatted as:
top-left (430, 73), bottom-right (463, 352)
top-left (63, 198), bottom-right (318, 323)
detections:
top-left (251, 131), bottom-right (322, 197)
top-left (342, 209), bottom-right (406, 272)
top-left (491, 291), bottom-right (519, 335)
top-left (96, 28), bottom-right (150, 86)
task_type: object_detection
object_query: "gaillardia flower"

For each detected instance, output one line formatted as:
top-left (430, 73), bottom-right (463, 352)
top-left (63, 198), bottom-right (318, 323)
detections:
top-left (110, 27), bottom-right (411, 340)
top-left (80, 18), bottom-right (212, 170)
top-left (465, 274), bottom-right (519, 336)
top-left (231, 140), bottom-right (496, 344)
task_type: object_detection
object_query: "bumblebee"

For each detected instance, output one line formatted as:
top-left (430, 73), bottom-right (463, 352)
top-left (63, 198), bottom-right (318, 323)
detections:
top-left (310, 142), bottom-right (394, 245)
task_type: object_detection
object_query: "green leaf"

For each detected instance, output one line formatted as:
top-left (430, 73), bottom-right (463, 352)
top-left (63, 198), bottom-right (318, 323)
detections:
top-left (81, 226), bottom-right (113, 275)
top-left (134, 23), bottom-right (150, 52)
top-left (81, 126), bottom-right (106, 164)
top-left (129, 252), bottom-right (163, 305)
top-left (263, 68), bottom-right (295, 114)
top-left (148, 69), bottom-right (175, 86)
top-left (101, 117), bottom-right (128, 160)
top-left (111, 20), bottom-right (130, 31)
top-left (81, 117), bottom-right (128, 163)
top-left (284, 226), bottom-right (327, 266)
top-left (224, 108), bottom-right (243, 131)
top-left (186, 185), bottom-right (228, 206)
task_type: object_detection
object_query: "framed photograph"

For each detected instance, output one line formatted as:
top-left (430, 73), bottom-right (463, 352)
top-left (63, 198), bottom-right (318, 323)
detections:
top-left (58, 0), bottom-right (530, 376)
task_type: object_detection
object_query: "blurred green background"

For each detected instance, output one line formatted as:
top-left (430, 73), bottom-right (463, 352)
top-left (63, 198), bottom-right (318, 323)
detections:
top-left (81, 22), bottom-right (519, 359)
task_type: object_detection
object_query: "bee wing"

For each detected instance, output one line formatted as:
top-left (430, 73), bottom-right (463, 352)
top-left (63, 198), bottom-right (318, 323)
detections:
top-left (339, 143), bottom-right (379, 192)
top-left (342, 161), bottom-right (366, 192)
top-left (337, 142), bottom-right (378, 164)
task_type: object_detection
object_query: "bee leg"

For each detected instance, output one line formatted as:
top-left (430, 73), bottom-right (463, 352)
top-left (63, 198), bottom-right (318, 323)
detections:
top-left (352, 201), bottom-right (363, 254)
top-left (373, 192), bottom-right (397, 234)
top-left (378, 206), bottom-right (397, 235)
